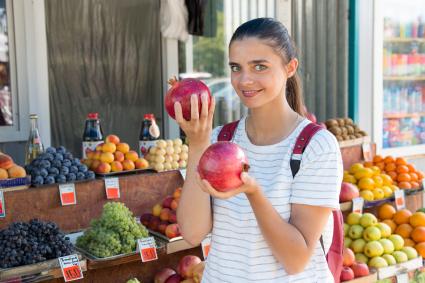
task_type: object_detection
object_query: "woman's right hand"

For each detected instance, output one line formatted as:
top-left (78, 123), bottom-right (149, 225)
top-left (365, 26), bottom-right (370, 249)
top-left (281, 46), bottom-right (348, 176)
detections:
top-left (174, 93), bottom-right (216, 148)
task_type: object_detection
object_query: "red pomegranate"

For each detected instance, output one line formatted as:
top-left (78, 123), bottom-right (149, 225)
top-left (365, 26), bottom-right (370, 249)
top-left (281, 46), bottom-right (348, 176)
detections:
top-left (198, 142), bottom-right (249, 192)
top-left (165, 77), bottom-right (211, 120)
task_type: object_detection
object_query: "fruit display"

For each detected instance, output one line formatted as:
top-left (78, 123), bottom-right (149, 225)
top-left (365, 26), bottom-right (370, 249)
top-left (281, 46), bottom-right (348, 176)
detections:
top-left (82, 134), bottom-right (149, 174)
top-left (341, 247), bottom-right (370, 281)
top-left (76, 202), bottom-right (149, 258)
top-left (0, 153), bottom-right (27, 180)
top-left (378, 203), bottom-right (425, 258)
top-left (140, 187), bottom-right (181, 239)
top-left (344, 211), bottom-right (419, 269)
top-left (325, 118), bottom-right (367, 142)
top-left (371, 155), bottom-right (424, 190)
top-left (154, 255), bottom-right (204, 283)
top-left (145, 139), bottom-right (188, 172)
top-left (339, 182), bottom-right (360, 203)
top-left (25, 146), bottom-right (95, 186)
top-left (344, 162), bottom-right (397, 201)
top-left (165, 77), bottom-right (212, 121)
top-left (0, 219), bottom-right (74, 268)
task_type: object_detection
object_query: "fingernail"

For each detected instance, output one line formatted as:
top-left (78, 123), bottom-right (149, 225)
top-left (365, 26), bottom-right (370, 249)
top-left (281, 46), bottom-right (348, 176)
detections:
top-left (192, 94), bottom-right (197, 99)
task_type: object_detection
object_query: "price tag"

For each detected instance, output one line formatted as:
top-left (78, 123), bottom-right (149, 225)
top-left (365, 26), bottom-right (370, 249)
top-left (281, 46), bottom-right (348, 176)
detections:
top-left (59, 184), bottom-right (76, 206)
top-left (179, 169), bottom-right (186, 180)
top-left (137, 237), bottom-right (157, 262)
top-left (396, 273), bottom-right (409, 283)
top-left (58, 254), bottom-right (83, 282)
top-left (0, 191), bottom-right (5, 218)
top-left (201, 234), bottom-right (211, 259)
top-left (104, 178), bottom-right (120, 199)
top-left (352, 197), bottom-right (364, 214)
top-left (395, 190), bottom-right (406, 210)
top-left (362, 142), bottom-right (373, 161)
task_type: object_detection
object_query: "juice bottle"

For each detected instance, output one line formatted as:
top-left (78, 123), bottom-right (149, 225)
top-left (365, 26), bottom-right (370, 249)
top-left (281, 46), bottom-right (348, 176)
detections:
top-left (82, 113), bottom-right (103, 158)
top-left (139, 113), bottom-right (160, 157)
top-left (25, 114), bottom-right (44, 164)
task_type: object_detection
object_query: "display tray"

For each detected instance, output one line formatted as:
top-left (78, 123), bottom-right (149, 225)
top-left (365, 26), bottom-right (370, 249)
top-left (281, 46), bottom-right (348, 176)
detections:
top-left (0, 176), bottom-right (31, 191)
top-left (375, 256), bottom-right (423, 279)
top-left (343, 272), bottom-right (377, 283)
top-left (338, 136), bottom-right (371, 149)
top-left (31, 178), bottom-right (94, 188)
top-left (95, 168), bottom-right (156, 177)
top-left (364, 197), bottom-right (395, 208)
top-left (405, 186), bottom-right (424, 196)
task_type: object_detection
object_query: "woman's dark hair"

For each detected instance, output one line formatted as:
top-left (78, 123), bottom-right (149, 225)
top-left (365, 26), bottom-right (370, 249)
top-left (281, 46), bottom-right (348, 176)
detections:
top-left (230, 18), bottom-right (305, 115)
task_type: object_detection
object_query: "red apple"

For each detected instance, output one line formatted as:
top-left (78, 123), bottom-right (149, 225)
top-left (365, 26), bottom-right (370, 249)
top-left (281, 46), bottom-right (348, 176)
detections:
top-left (162, 196), bottom-right (174, 209)
top-left (340, 182), bottom-right (359, 203)
top-left (158, 221), bottom-right (168, 234)
top-left (169, 211), bottom-right (177, 223)
top-left (154, 268), bottom-right (176, 283)
top-left (165, 224), bottom-right (181, 239)
top-left (165, 274), bottom-right (182, 283)
top-left (340, 266), bottom-right (355, 281)
top-left (148, 216), bottom-right (161, 231)
top-left (140, 213), bottom-right (153, 227)
top-left (351, 262), bottom-right (369, 278)
top-left (178, 255), bottom-right (202, 278)
top-left (343, 247), bottom-right (355, 267)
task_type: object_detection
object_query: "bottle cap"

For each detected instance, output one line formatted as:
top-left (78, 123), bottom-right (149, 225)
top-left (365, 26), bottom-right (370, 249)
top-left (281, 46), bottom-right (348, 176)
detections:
top-left (87, 113), bottom-right (99, 119)
top-left (144, 113), bottom-right (155, 120)
top-left (29, 114), bottom-right (38, 119)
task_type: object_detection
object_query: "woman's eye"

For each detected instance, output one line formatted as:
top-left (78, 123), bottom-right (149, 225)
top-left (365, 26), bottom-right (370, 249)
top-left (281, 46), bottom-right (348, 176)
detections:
top-left (230, 65), bottom-right (240, 72)
top-left (254, 64), bottom-right (267, 71)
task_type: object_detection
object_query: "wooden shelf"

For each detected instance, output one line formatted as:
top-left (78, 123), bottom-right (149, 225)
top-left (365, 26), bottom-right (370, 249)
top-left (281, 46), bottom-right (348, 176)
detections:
top-left (384, 37), bottom-right (425, 43)
top-left (383, 76), bottom-right (425, 81)
top-left (384, 112), bottom-right (425, 119)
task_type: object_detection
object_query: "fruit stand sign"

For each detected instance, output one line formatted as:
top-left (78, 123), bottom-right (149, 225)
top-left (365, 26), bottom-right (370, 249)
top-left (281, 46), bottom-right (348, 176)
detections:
top-left (104, 177), bottom-right (120, 199)
top-left (352, 197), bottom-right (364, 214)
top-left (201, 234), bottom-right (211, 259)
top-left (0, 190), bottom-right (5, 217)
top-left (59, 184), bottom-right (76, 206)
top-left (137, 237), bottom-right (157, 262)
top-left (396, 273), bottom-right (409, 283)
top-left (59, 254), bottom-right (83, 282)
top-left (394, 190), bottom-right (406, 210)
top-left (362, 142), bottom-right (373, 161)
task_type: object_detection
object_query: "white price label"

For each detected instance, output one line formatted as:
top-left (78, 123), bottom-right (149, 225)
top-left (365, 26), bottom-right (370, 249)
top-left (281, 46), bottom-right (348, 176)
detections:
top-left (137, 237), bottom-right (157, 262)
top-left (396, 273), bottom-right (409, 283)
top-left (395, 190), bottom-right (406, 210)
top-left (58, 254), bottom-right (83, 282)
top-left (352, 197), bottom-right (364, 214)
top-left (201, 234), bottom-right (211, 260)
top-left (0, 191), bottom-right (5, 218)
top-left (104, 178), bottom-right (120, 199)
top-left (362, 142), bottom-right (373, 161)
top-left (59, 184), bottom-right (77, 206)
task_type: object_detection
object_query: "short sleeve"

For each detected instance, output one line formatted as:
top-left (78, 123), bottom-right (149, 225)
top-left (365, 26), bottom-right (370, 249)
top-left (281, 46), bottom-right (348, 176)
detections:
top-left (210, 126), bottom-right (223, 144)
top-left (290, 129), bottom-right (343, 209)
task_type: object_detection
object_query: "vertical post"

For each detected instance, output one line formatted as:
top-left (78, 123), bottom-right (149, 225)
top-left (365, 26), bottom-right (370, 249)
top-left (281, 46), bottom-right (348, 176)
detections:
top-left (348, 0), bottom-right (359, 123)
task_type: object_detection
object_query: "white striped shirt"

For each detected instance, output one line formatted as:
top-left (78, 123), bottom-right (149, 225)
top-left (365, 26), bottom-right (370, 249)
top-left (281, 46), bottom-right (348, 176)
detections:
top-left (202, 116), bottom-right (343, 283)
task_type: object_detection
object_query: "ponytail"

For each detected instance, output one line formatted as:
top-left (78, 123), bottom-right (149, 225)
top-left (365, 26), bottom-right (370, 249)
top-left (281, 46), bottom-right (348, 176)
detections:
top-left (286, 73), bottom-right (305, 116)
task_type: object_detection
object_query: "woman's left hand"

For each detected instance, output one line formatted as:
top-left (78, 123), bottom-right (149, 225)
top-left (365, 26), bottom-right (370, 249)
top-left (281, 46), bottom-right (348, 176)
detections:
top-left (196, 172), bottom-right (260, 199)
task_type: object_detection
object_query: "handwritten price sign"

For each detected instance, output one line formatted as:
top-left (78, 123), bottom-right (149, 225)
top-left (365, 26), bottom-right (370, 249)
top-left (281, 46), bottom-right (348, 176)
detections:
top-left (137, 237), bottom-right (157, 262)
top-left (59, 184), bottom-right (77, 206)
top-left (104, 178), bottom-right (120, 199)
top-left (201, 234), bottom-right (212, 259)
top-left (59, 254), bottom-right (83, 282)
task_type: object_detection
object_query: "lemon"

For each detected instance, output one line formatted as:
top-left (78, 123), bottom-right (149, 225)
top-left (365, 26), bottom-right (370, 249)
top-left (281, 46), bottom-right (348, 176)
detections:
top-left (360, 190), bottom-right (374, 201)
top-left (371, 166), bottom-right (381, 176)
top-left (382, 186), bottom-right (393, 198)
top-left (372, 188), bottom-right (385, 200)
top-left (381, 174), bottom-right (393, 186)
top-left (354, 168), bottom-right (374, 179)
top-left (390, 185), bottom-right (399, 192)
top-left (358, 177), bottom-right (375, 190)
top-left (372, 175), bottom-right (384, 187)
top-left (350, 163), bottom-right (364, 174)
top-left (343, 174), bottom-right (357, 184)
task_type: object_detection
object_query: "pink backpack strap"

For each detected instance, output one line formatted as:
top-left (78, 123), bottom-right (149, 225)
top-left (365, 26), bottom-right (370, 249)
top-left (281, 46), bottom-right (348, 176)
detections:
top-left (218, 120), bottom-right (240, 141)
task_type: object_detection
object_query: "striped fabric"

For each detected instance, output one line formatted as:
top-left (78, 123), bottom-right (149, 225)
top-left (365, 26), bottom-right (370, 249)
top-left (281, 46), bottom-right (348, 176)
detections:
top-left (202, 116), bottom-right (343, 283)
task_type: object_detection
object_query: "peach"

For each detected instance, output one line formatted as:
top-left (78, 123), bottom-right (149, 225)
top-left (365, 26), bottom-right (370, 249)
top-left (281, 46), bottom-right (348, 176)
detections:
top-left (162, 196), bottom-right (173, 209)
top-left (135, 158), bottom-right (149, 169)
top-left (158, 221), bottom-right (168, 234)
top-left (0, 154), bottom-right (13, 170)
top-left (111, 161), bottom-right (123, 172)
top-left (160, 208), bottom-right (171, 221)
top-left (169, 211), bottom-right (177, 223)
top-left (86, 151), bottom-right (95, 160)
top-left (173, 187), bottom-right (182, 199)
top-left (116, 142), bottom-right (130, 154)
top-left (100, 152), bottom-right (114, 163)
top-left (95, 143), bottom-right (104, 151)
top-left (148, 216), bottom-right (160, 231)
top-left (152, 204), bottom-right (162, 217)
top-left (178, 255), bottom-right (202, 278)
top-left (102, 142), bottom-right (116, 153)
top-left (122, 159), bottom-right (135, 171)
top-left (83, 159), bottom-right (92, 168)
top-left (165, 223), bottom-right (180, 239)
top-left (0, 168), bottom-right (8, 179)
top-left (93, 151), bottom-right (102, 160)
top-left (96, 162), bottom-right (111, 173)
top-left (105, 134), bottom-right (120, 145)
top-left (114, 151), bottom-right (125, 162)
top-left (7, 165), bottom-right (26, 178)
top-left (170, 199), bottom-right (178, 211)
top-left (192, 262), bottom-right (205, 283)
top-left (125, 150), bottom-right (139, 162)
top-left (90, 159), bottom-right (101, 171)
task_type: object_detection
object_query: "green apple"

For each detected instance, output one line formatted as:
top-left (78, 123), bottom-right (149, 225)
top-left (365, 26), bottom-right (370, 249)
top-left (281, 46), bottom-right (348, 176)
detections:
top-left (376, 222), bottom-right (392, 238)
top-left (360, 213), bottom-right (378, 228)
top-left (364, 241), bottom-right (384, 257)
top-left (344, 223), bottom-right (350, 237)
top-left (392, 251), bottom-right (408, 263)
top-left (344, 237), bottom-right (353, 248)
top-left (355, 253), bottom-right (369, 264)
top-left (401, 247), bottom-right (418, 260)
top-left (368, 256), bottom-right (388, 268)
top-left (351, 238), bottom-right (367, 253)
top-left (382, 254), bottom-right (397, 265)
top-left (349, 225), bottom-right (364, 240)
top-left (347, 212), bottom-right (363, 225)
top-left (388, 234), bottom-right (404, 251)
top-left (363, 226), bottom-right (382, 241)
top-left (379, 239), bottom-right (395, 254)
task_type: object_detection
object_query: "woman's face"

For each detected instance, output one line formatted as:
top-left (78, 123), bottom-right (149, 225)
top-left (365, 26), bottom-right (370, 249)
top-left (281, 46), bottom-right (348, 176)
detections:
top-left (229, 37), bottom-right (295, 109)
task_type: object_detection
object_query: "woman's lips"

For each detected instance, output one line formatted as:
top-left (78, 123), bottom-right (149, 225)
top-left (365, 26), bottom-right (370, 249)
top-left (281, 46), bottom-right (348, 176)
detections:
top-left (241, 89), bottom-right (263, 98)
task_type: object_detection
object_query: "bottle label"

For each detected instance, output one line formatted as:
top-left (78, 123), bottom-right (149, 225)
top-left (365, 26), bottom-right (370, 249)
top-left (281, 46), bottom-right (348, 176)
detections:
top-left (149, 123), bottom-right (160, 139)
top-left (139, 140), bottom-right (157, 157)
top-left (82, 141), bottom-right (104, 159)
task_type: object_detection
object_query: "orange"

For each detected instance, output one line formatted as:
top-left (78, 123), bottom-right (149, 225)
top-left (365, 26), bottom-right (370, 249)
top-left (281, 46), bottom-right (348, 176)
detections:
top-left (384, 156), bottom-right (395, 164)
top-left (395, 157), bottom-right (408, 166)
top-left (410, 173), bottom-right (419, 182)
top-left (417, 170), bottom-right (424, 181)
top-left (407, 164), bottom-right (416, 173)
top-left (373, 155), bottom-right (384, 163)
top-left (411, 181), bottom-right (420, 189)
top-left (396, 165), bottom-right (409, 174)
top-left (398, 182), bottom-right (412, 189)
top-left (404, 238), bottom-right (416, 247)
top-left (375, 162), bottom-right (385, 171)
top-left (409, 212), bottom-right (425, 228)
top-left (397, 173), bottom-right (411, 182)
top-left (395, 223), bottom-right (413, 238)
top-left (415, 242), bottom-right (425, 258)
top-left (378, 203), bottom-right (397, 220)
top-left (385, 163), bottom-right (397, 172)
top-left (363, 161), bottom-right (374, 168)
top-left (411, 227), bottom-right (425, 243)
top-left (393, 209), bottom-right (413, 225)
top-left (387, 171), bottom-right (398, 181)
top-left (382, 219), bottom-right (397, 233)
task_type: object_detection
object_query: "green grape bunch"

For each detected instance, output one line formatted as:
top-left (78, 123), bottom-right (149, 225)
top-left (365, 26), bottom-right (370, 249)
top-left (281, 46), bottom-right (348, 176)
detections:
top-left (76, 202), bottom-right (148, 257)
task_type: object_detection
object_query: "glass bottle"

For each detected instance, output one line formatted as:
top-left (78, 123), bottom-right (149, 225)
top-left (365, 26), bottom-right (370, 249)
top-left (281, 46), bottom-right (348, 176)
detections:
top-left (82, 112), bottom-right (103, 158)
top-left (25, 114), bottom-right (44, 164)
top-left (139, 113), bottom-right (160, 157)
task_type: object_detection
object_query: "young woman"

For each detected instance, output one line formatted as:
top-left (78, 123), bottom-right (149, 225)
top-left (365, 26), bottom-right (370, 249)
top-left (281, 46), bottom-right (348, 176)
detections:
top-left (176, 18), bottom-right (343, 282)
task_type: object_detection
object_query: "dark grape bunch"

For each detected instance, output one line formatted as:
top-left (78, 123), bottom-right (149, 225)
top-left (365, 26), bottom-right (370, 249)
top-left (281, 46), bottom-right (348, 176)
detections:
top-left (25, 146), bottom-right (95, 186)
top-left (0, 219), bottom-right (74, 269)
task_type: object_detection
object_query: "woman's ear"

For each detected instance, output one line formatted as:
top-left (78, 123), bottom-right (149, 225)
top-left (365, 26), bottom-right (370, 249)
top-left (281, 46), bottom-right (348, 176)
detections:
top-left (286, 58), bottom-right (298, 78)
